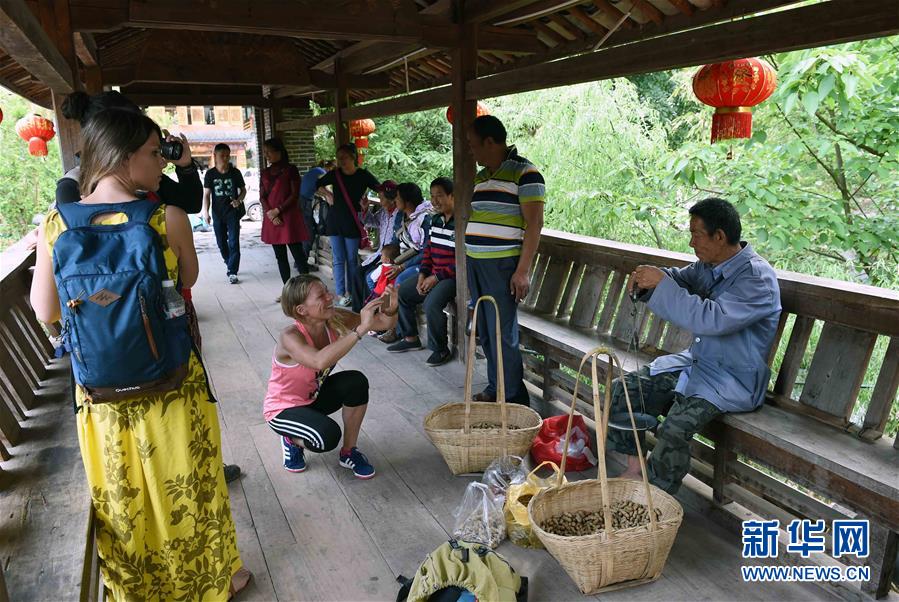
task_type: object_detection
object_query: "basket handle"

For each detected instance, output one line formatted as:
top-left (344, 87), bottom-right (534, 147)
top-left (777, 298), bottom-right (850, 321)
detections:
top-left (555, 348), bottom-right (659, 536)
top-left (462, 296), bottom-right (507, 454)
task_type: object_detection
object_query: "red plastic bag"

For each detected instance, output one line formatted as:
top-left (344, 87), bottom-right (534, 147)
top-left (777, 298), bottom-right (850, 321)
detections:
top-left (530, 414), bottom-right (596, 472)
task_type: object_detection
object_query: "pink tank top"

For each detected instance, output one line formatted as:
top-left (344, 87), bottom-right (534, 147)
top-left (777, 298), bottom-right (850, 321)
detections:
top-left (262, 321), bottom-right (335, 422)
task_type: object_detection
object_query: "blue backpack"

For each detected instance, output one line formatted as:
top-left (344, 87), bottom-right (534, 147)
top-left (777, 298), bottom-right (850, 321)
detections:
top-left (53, 200), bottom-right (192, 401)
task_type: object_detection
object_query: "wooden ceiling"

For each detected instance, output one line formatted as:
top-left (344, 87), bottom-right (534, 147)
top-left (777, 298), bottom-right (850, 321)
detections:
top-left (1, 0), bottom-right (897, 111)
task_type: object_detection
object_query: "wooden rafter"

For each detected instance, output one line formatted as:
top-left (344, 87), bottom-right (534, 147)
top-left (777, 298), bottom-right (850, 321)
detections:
top-left (468, 0), bottom-right (899, 100)
top-left (73, 31), bottom-right (97, 66)
top-left (592, 0), bottom-right (634, 28)
top-left (532, 20), bottom-right (565, 46)
top-left (464, 0), bottom-right (543, 23)
top-left (631, 0), bottom-right (665, 25)
top-left (568, 6), bottom-right (607, 35)
top-left (71, 0), bottom-right (459, 46)
top-left (0, 0), bottom-right (74, 92)
top-left (666, 0), bottom-right (695, 17)
top-left (547, 14), bottom-right (583, 40)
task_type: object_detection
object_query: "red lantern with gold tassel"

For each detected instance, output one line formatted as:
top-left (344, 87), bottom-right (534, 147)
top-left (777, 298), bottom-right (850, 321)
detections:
top-left (446, 101), bottom-right (489, 125)
top-left (15, 114), bottom-right (56, 156)
top-left (692, 58), bottom-right (777, 143)
top-left (349, 118), bottom-right (375, 164)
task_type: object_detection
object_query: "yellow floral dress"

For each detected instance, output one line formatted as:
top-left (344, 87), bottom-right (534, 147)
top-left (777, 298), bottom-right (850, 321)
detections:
top-left (44, 205), bottom-right (241, 601)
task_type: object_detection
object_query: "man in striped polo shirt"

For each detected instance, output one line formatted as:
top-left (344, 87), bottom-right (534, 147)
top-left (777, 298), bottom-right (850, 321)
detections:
top-left (466, 115), bottom-right (546, 405)
top-left (389, 177), bottom-right (457, 366)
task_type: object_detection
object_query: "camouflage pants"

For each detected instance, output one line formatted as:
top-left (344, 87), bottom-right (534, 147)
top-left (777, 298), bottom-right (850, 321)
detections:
top-left (606, 367), bottom-right (722, 494)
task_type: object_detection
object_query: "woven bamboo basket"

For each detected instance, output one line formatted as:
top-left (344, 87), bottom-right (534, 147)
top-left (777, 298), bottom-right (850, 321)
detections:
top-left (424, 296), bottom-right (542, 475)
top-left (528, 348), bottom-right (683, 594)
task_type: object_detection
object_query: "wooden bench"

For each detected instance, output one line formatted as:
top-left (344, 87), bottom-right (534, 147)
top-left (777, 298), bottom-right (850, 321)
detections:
top-left (516, 229), bottom-right (899, 599)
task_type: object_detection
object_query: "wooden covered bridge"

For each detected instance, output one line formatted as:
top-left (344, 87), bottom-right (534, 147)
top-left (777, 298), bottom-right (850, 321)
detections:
top-left (1, 0), bottom-right (897, 600)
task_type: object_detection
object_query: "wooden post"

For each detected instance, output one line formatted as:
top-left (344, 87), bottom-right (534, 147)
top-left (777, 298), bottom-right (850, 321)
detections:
top-left (38, 0), bottom-right (81, 173)
top-left (334, 58), bottom-right (350, 149)
top-left (84, 65), bottom-right (102, 95)
top-left (451, 13), bottom-right (478, 364)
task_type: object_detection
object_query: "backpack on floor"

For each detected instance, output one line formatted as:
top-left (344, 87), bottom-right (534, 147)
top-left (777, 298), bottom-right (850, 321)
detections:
top-left (396, 539), bottom-right (528, 602)
top-left (53, 200), bottom-right (192, 401)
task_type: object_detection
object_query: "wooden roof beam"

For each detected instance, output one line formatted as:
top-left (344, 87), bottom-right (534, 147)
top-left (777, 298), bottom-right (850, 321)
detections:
top-left (631, 0), bottom-right (665, 26)
top-left (592, 0), bottom-right (634, 29)
top-left (73, 31), bottom-right (98, 66)
top-left (72, 0), bottom-right (458, 46)
top-left (568, 6), bottom-right (607, 36)
top-left (464, 0), bottom-right (544, 23)
top-left (0, 0), bottom-right (74, 92)
top-left (666, 0), bottom-right (695, 17)
top-left (468, 0), bottom-right (899, 100)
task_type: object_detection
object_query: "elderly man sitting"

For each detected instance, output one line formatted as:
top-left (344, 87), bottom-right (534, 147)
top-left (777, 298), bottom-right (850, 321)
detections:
top-left (611, 197), bottom-right (782, 494)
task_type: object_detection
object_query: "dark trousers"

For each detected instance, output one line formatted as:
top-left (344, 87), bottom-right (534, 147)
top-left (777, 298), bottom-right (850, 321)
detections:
top-left (397, 276), bottom-right (457, 353)
top-left (466, 256), bottom-right (527, 404)
top-left (267, 371), bottom-right (369, 452)
top-left (212, 209), bottom-right (241, 275)
top-left (607, 367), bottom-right (723, 494)
top-left (273, 243), bottom-right (308, 283)
top-left (301, 196), bottom-right (317, 256)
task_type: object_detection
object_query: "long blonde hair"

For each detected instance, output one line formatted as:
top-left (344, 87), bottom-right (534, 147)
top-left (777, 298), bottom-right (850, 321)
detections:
top-left (280, 275), bottom-right (348, 334)
top-left (80, 109), bottom-right (163, 195)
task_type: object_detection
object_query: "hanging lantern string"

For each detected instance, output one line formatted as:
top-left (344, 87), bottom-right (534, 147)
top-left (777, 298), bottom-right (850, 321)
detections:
top-left (404, 56), bottom-right (410, 94)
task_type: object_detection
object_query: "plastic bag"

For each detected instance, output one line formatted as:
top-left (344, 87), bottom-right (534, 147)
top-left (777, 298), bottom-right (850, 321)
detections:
top-left (482, 455), bottom-right (527, 498)
top-left (504, 461), bottom-right (567, 549)
top-left (452, 482), bottom-right (506, 549)
top-left (531, 414), bottom-right (597, 472)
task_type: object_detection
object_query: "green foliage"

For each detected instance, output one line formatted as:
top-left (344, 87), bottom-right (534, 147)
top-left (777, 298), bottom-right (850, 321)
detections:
top-left (0, 89), bottom-right (62, 249)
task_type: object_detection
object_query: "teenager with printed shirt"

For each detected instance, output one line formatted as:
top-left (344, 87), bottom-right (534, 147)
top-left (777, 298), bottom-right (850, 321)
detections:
top-left (30, 109), bottom-right (251, 600)
top-left (203, 143), bottom-right (247, 284)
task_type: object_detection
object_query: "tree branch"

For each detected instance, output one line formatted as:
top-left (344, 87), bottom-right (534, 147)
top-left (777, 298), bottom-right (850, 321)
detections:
top-left (814, 110), bottom-right (884, 158)
top-left (774, 102), bottom-right (842, 191)
top-left (810, 248), bottom-right (848, 262)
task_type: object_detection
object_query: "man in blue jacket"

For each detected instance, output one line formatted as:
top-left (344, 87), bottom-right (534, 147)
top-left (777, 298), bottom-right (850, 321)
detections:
top-left (611, 197), bottom-right (782, 493)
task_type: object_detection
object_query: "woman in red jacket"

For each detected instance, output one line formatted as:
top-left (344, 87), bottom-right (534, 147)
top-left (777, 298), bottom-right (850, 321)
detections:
top-left (261, 138), bottom-right (310, 296)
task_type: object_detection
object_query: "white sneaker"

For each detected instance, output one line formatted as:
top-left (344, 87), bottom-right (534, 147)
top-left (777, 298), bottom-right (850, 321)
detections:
top-left (228, 274), bottom-right (239, 284)
top-left (337, 295), bottom-right (352, 307)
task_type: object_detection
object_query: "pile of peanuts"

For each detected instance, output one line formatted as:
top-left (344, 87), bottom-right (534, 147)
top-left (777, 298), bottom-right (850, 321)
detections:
top-left (470, 422), bottom-right (519, 429)
top-left (540, 500), bottom-right (663, 536)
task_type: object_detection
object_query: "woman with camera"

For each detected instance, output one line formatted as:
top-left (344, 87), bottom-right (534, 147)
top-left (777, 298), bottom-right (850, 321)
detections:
top-left (55, 91), bottom-right (202, 212)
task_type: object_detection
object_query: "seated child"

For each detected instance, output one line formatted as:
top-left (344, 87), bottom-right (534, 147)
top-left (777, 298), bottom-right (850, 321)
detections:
top-left (367, 243), bottom-right (401, 301)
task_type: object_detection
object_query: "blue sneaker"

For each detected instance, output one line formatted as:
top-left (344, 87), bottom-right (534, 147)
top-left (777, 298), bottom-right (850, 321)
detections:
top-left (282, 436), bottom-right (307, 473)
top-left (339, 447), bottom-right (376, 479)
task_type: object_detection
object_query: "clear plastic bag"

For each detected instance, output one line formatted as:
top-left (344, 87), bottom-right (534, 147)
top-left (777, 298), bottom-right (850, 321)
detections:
top-left (452, 482), bottom-right (507, 549)
top-left (553, 425), bottom-right (597, 467)
top-left (481, 455), bottom-right (527, 498)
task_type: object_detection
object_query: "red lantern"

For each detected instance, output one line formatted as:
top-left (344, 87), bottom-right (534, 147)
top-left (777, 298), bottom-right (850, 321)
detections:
top-left (692, 58), bottom-right (777, 143)
top-left (349, 119), bottom-right (375, 164)
top-left (446, 102), bottom-right (489, 125)
top-left (16, 114), bottom-right (56, 157)
top-left (0, 107), bottom-right (4, 125)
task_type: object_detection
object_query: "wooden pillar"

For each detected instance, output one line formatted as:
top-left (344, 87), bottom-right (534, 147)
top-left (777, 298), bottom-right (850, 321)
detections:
top-left (334, 58), bottom-right (350, 149)
top-left (38, 0), bottom-right (81, 173)
top-left (84, 66), bottom-right (102, 95)
top-left (451, 13), bottom-right (478, 364)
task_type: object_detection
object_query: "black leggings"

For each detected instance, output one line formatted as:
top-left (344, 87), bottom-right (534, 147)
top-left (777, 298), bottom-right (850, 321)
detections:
top-left (272, 242), bottom-right (308, 283)
top-left (267, 370), bottom-right (368, 452)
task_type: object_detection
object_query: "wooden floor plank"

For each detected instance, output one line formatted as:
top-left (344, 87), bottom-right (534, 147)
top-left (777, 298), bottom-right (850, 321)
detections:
top-left (248, 422), bottom-right (398, 601)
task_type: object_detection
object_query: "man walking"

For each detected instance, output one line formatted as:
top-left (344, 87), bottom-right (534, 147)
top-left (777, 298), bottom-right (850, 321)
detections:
top-left (203, 143), bottom-right (246, 284)
top-left (465, 116), bottom-right (545, 405)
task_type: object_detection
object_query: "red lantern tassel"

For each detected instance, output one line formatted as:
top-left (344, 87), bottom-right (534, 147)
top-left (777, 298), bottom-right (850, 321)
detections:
top-left (28, 137), bottom-right (49, 157)
top-left (711, 107), bottom-right (753, 143)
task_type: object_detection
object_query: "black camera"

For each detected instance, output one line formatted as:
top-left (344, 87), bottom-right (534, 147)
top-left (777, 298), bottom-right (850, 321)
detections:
top-left (160, 139), bottom-right (183, 161)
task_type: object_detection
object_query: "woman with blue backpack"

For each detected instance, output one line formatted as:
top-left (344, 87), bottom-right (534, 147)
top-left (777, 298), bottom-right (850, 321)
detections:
top-left (30, 109), bottom-right (250, 600)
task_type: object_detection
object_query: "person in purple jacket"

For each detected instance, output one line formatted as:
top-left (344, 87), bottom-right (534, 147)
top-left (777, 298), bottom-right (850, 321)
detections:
top-left (612, 197), bottom-right (782, 494)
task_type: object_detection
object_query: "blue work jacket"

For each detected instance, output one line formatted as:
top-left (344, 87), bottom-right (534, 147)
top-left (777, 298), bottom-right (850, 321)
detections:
top-left (640, 243), bottom-right (782, 412)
